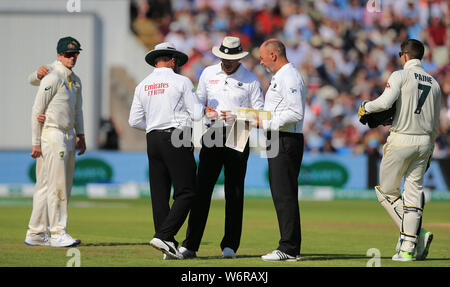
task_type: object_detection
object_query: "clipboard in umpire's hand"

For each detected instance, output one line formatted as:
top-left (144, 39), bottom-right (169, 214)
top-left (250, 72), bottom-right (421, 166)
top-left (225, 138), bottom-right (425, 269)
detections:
top-left (225, 108), bottom-right (271, 152)
top-left (236, 108), bottom-right (271, 121)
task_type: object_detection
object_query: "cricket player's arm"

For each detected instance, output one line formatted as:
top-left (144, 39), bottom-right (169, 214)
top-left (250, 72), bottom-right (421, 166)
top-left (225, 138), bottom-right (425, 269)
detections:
top-left (28, 71), bottom-right (41, 86)
top-left (74, 81), bottom-right (86, 155)
top-left (365, 71), bottom-right (402, 113)
top-left (262, 78), bottom-right (305, 131)
top-left (128, 85), bottom-right (147, 131)
top-left (426, 86), bottom-right (441, 171)
top-left (28, 65), bottom-right (50, 86)
top-left (30, 75), bottom-right (57, 158)
top-left (183, 78), bottom-right (205, 121)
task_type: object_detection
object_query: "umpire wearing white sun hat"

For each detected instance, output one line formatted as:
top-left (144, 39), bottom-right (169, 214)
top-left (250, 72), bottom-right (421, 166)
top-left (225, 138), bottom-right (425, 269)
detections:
top-left (211, 36), bottom-right (249, 60)
top-left (180, 36), bottom-right (264, 259)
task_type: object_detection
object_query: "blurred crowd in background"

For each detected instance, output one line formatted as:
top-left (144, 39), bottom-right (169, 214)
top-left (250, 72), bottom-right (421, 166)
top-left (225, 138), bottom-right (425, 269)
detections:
top-left (130, 0), bottom-right (449, 158)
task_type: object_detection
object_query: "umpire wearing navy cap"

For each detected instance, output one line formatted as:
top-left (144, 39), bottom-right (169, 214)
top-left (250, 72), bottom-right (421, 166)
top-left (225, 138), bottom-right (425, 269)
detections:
top-left (129, 42), bottom-right (205, 259)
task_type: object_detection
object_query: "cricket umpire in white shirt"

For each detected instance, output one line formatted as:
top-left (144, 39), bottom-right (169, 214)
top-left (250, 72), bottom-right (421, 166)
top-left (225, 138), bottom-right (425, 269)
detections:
top-left (252, 39), bottom-right (306, 261)
top-left (179, 36), bottom-right (264, 259)
top-left (25, 36), bottom-right (85, 248)
top-left (359, 39), bottom-right (441, 262)
top-left (128, 42), bottom-right (205, 259)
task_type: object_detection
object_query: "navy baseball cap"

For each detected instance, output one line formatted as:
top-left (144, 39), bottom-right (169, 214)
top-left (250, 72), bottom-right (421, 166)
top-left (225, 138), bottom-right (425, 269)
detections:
top-left (57, 36), bottom-right (82, 54)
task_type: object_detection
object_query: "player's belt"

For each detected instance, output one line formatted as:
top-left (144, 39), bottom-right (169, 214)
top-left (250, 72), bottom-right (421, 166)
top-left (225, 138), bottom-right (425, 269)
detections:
top-left (266, 131), bottom-right (303, 140)
top-left (44, 125), bottom-right (74, 133)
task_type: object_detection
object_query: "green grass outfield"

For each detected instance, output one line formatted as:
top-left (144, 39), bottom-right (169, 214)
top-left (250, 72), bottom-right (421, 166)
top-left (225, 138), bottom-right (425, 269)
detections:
top-left (1, 197), bottom-right (449, 267)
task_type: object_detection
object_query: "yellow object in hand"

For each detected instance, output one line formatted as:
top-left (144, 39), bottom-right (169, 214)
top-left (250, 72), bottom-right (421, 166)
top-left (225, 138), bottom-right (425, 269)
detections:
top-left (358, 101), bottom-right (368, 120)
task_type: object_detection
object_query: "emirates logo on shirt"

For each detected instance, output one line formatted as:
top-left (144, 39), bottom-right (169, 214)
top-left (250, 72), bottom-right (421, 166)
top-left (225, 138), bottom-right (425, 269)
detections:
top-left (209, 80), bottom-right (220, 84)
top-left (145, 83), bottom-right (169, 96)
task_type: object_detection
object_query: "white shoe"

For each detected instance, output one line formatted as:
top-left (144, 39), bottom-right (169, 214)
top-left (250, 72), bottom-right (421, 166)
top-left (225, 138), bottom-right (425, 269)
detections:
top-left (392, 251), bottom-right (414, 262)
top-left (50, 233), bottom-right (80, 248)
top-left (261, 250), bottom-right (298, 261)
top-left (24, 233), bottom-right (50, 246)
top-left (164, 247), bottom-right (196, 260)
top-left (150, 238), bottom-right (183, 259)
top-left (179, 246), bottom-right (196, 259)
top-left (416, 229), bottom-right (433, 260)
top-left (222, 247), bottom-right (236, 258)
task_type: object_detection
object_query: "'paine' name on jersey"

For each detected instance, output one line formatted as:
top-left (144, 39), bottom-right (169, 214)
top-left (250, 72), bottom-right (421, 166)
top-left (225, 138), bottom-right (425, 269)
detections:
top-left (414, 73), bottom-right (432, 84)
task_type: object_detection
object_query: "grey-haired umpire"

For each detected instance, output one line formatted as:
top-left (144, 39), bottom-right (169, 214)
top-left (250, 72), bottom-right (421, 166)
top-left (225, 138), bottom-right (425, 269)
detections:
top-left (128, 42), bottom-right (204, 260)
top-left (358, 39), bottom-right (441, 262)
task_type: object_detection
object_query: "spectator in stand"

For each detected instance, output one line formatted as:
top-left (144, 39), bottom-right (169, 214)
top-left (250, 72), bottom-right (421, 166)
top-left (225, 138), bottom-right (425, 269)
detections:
top-left (428, 16), bottom-right (447, 48)
top-left (129, 0), bottom-right (448, 158)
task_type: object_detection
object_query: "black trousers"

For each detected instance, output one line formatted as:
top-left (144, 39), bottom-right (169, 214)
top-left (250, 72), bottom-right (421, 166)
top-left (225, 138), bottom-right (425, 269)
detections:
top-left (183, 127), bottom-right (250, 252)
top-left (267, 131), bottom-right (304, 257)
top-left (146, 129), bottom-right (197, 245)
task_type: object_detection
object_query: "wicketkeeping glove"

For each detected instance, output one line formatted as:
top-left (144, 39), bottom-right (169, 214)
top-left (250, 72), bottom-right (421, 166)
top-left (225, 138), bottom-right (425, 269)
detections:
top-left (359, 101), bottom-right (397, 129)
top-left (358, 100), bottom-right (368, 121)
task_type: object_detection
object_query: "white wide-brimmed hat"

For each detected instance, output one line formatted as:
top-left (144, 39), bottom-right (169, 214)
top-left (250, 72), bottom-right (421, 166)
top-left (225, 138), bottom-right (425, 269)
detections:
top-left (212, 36), bottom-right (249, 60)
top-left (145, 42), bottom-right (189, 67)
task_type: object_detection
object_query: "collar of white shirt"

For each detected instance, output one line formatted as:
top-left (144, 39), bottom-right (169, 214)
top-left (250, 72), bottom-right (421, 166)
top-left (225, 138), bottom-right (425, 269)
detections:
top-left (214, 62), bottom-right (244, 77)
top-left (273, 62), bottom-right (292, 79)
top-left (404, 59), bottom-right (422, 70)
top-left (152, 67), bottom-right (175, 73)
top-left (54, 60), bottom-right (73, 79)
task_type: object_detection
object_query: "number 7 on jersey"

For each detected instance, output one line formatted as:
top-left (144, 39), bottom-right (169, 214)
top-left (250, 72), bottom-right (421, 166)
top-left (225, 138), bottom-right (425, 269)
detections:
top-left (415, 83), bottom-right (431, 114)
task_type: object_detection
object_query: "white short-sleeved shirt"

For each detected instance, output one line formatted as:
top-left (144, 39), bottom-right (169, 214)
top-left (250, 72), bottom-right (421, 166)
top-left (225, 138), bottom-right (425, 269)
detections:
top-left (128, 67), bottom-right (204, 133)
top-left (262, 63), bottom-right (306, 133)
top-left (196, 62), bottom-right (264, 125)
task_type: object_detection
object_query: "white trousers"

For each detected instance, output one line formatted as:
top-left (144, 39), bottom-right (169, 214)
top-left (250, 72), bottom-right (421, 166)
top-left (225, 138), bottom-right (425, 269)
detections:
top-left (27, 127), bottom-right (76, 237)
top-left (379, 132), bottom-right (433, 252)
top-left (379, 132), bottom-right (433, 208)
